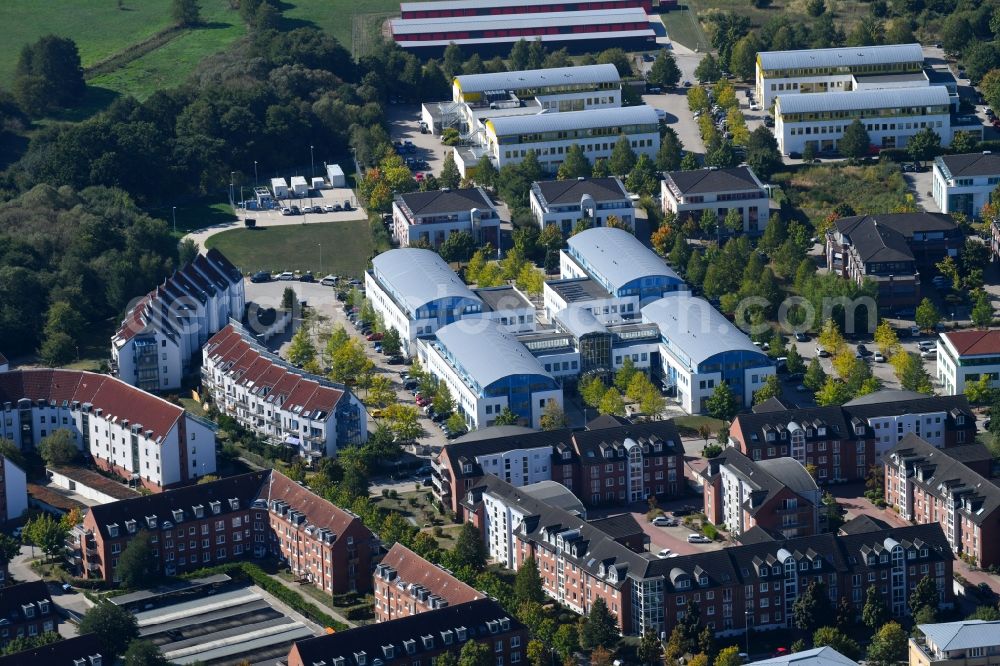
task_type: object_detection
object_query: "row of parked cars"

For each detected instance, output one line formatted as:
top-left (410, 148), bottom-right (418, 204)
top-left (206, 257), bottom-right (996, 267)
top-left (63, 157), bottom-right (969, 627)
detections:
top-left (249, 271), bottom-right (345, 284)
top-left (400, 370), bottom-right (463, 440)
top-left (279, 201), bottom-right (353, 216)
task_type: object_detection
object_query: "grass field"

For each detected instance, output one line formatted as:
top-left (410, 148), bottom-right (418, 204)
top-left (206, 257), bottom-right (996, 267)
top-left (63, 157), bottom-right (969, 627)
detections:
top-left (280, 0), bottom-right (404, 54)
top-left (773, 163), bottom-right (911, 229)
top-left (205, 219), bottom-right (373, 277)
top-left (683, 0), bottom-right (873, 37)
top-left (660, 8), bottom-right (710, 53)
top-left (88, 0), bottom-right (245, 102)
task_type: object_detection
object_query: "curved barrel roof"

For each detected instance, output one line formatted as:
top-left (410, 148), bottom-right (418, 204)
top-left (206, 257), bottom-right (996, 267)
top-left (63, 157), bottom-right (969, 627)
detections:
top-left (435, 320), bottom-right (554, 390)
top-left (567, 227), bottom-right (681, 293)
top-left (371, 248), bottom-right (480, 315)
top-left (641, 295), bottom-right (767, 368)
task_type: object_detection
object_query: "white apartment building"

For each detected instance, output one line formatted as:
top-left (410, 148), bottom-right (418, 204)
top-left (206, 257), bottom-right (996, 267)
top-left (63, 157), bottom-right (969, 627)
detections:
top-left (0, 369), bottom-right (216, 491)
top-left (392, 187), bottom-right (501, 249)
top-left (937, 330), bottom-right (1000, 396)
top-left (755, 43), bottom-right (925, 110)
top-left (641, 295), bottom-right (775, 414)
top-left (775, 86), bottom-right (952, 156)
top-left (0, 456), bottom-right (26, 523)
top-left (529, 177), bottom-right (635, 234)
top-left (419, 321), bottom-right (563, 430)
top-left (366, 249), bottom-right (535, 357)
top-left (201, 323), bottom-right (367, 458)
top-left (111, 249), bottom-right (245, 392)
top-left (932, 152), bottom-right (1000, 219)
top-left (465, 105), bottom-right (660, 175)
top-left (661, 166), bottom-right (771, 235)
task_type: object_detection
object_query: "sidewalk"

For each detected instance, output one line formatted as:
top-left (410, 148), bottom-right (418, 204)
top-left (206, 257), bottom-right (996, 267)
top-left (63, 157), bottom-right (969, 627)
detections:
top-left (270, 573), bottom-right (356, 629)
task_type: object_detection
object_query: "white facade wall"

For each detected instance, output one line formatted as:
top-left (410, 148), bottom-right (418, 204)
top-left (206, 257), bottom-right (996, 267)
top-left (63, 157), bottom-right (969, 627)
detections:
top-left (3, 457), bottom-right (26, 523)
top-left (932, 162), bottom-right (1000, 219)
top-left (937, 337), bottom-right (1000, 396)
top-left (272, 178), bottom-right (289, 198)
top-left (290, 176), bottom-right (309, 197)
top-left (480, 307), bottom-right (537, 334)
top-left (391, 200), bottom-right (502, 249)
top-left (476, 447), bottom-right (553, 489)
top-left (755, 73), bottom-right (855, 110)
top-left (490, 132), bottom-right (659, 173)
top-left (535, 351), bottom-right (582, 379)
top-left (365, 272), bottom-right (418, 356)
top-left (112, 330), bottom-right (185, 392)
top-left (543, 286), bottom-right (639, 325)
top-left (612, 342), bottom-right (659, 372)
top-left (775, 106), bottom-right (952, 156)
top-left (718, 465), bottom-right (748, 534)
top-left (48, 469), bottom-right (127, 505)
top-left (660, 181), bottom-right (770, 234)
top-left (482, 491), bottom-right (532, 570)
top-left (656, 351), bottom-right (773, 415)
top-left (529, 189), bottom-right (636, 233)
top-left (866, 410), bottom-right (949, 459)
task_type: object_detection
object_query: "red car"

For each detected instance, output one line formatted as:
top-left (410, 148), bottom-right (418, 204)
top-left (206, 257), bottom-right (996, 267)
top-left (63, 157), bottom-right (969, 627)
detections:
top-left (415, 395), bottom-right (430, 406)
top-left (366, 332), bottom-right (383, 341)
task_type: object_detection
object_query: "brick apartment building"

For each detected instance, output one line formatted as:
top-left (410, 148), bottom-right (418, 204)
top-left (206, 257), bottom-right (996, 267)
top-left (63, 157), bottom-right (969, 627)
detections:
top-left (287, 598), bottom-right (528, 666)
top-left (729, 392), bottom-right (976, 483)
top-left (374, 543), bottom-right (484, 622)
top-left (0, 581), bottom-right (58, 646)
top-left (461, 474), bottom-right (953, 636)
top-left (701, 449), bottom-right (821, 538)
top-left (0, 633), bottom-right (103, 666)
top-left (886, 434), bottom-right (1000, 567)
top-left (74, 470), bottom-right (378, 593)
top-left (433, 416), bottom-right (684, 518)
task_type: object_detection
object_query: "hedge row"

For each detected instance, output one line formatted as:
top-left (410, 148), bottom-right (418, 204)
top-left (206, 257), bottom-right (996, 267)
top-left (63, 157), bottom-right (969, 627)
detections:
top-left (182, 562), bottom-right (349, 631)
top-left (343, 603), bottom-right (374, 620)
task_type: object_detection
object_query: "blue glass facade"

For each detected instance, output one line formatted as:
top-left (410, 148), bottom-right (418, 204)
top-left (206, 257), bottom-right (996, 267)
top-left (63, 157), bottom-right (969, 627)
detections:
top-left (484, 374), bottom-right (560, 424)
top-left (697, 349), bottom-right (774, 399)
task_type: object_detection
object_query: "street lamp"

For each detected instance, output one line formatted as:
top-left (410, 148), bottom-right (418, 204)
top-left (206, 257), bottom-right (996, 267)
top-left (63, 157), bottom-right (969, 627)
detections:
top-left (230, 171), bottom-right (236, 208)
top-left (172, 206), bottom-right (177, 234)
top-left (745, 609), bottom-right (752, 657)
top-left (318, 243), bottom-right (323, 275)
top-left (254, 160), bottom-right (259, 187)
top-left (310, 145), bottom-right (315, 179)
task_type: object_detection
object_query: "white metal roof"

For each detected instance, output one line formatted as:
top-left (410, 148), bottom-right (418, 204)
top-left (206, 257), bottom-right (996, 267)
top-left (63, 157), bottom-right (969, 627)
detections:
top-left (641, 294), bottom-right (767, 367)
top-left (392, 8), bottom-right (650, 34)
top-left (435, 320), bottom-right (554, 389)
top-left (488, 105), bottom-right (658, 137)
top-left (454, 64), bottom-right (620, 95)
top-left (758, 43), bottom-right (924, 72)
top-left (394, 29), bottom-right (655, 48)
top-left (776, 85), bottom-right (949, 115)
top-left (566, 227), bottom-right (681, 293)
top-left (919, 620), bottom-right (1000, 652)
top-left (371, 249), bottom-right (480, 315)
top-left (747, 647), bottom-right (857, 666)
top-left (554, 306), bottom-right (608, 338)
top-left (402, 0), bottom-right (579, 10)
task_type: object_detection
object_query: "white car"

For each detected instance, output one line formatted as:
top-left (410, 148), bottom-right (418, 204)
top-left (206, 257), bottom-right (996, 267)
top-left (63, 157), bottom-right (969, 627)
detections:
top-left (652, 516), bottom-right (678, 527)
top-left (687, 534), bottom-right (711, 544)
top-left (320, 274), bottom-right (339, 286)
top-left (280, 207), bottom-right (292, 216)
top-left (276, 271), bottom-right (295, 281)
top-left (656, 548), bottom-right (672, 559)
top-left (921, 349), bottom-right (937, 359)
top-left (873, 352), bottom-right (886, 362)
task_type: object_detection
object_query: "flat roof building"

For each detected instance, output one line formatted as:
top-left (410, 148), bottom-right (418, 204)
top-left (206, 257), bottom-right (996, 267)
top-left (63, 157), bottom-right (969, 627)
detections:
top-left (420, 320), bottom-right (562, 430)
top-left (661, 166), bottom-right (771, 236)
top-left (912, 620), bottom-right (1000, 666)
top-left (748, 647), bottom-right (858, 666)
top-left (391, 5), bottom-right (655, 55)
top-left (391, 187), bottom-right (501, 249)
top-left (933, 152), bottom-right (1000, 219)
top-left (400, 0), bottom-right (653, 19)
top-left (530, 177), bottom-right (635, 234)
top-left (774, 85), bottom-right (952, 156)
top-left (642, 295), bottom-right (774, 414)
top-left (755, 43), bottom-right (925, 109)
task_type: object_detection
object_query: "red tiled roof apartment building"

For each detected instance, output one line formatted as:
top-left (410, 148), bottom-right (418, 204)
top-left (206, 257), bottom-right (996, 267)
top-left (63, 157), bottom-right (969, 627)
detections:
top-left (374, 543), bottom-right (483, 621)
top-left (201, 323), bottom-right (368, 459)
top-left (938, 329), bottom-right (1000, 396)
top-left (0, 369), bottom-right (216, 491)
top-left (111, 249), bottom-right (245, 392)
top-left (74, 469), bottom-right (379, 593)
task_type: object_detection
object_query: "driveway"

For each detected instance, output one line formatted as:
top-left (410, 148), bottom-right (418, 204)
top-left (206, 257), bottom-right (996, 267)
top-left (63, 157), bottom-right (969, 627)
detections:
top-left (385, 104), bottom-right (450, 179)
top-left (904, 168), bottom-right (939, 213)
top-left (8, 545), bottom-right (93, 633)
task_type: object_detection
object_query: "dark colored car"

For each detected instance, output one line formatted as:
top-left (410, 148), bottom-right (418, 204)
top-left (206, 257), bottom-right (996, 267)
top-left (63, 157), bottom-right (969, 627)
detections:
top-left (250, 271), bottom-right (271, 283)
top-left (386, 355), bottom-right (404, 365)
top-left (299, 272), bottom-right (315, 283)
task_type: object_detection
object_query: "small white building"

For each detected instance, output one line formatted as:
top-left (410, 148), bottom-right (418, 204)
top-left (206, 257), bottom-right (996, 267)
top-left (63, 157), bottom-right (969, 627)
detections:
top-left (271, 177), bottom-right (289, 198)
top-left (641, 295), bottom-right (775, 414)
top-left (419, 321), bottom-right (563, 430)
top-left (1, 456), bottom-right (26, 523)
top-left (661, 166), bottom-right (771, 235)
top-left (467, 105), bottom-right (660, 175)
top-left (326, 164), bottom-right (346, 187)
top-left (775, 86), bottom-right (953, 156)
top-left (529, 177), bottom-right (635, 234)
top-left (290, 176), bottom-right (308, 197)
top-left (392, 187), bottom-right (501, 249)
top-left (937, 330), bottom-right (1000, 396)
top-left (482, 479), bottom-right (582, 569)
top-left (932, 152), bottom-right (1000, 219)
top-left (755, 43), bottom-right (925, 110)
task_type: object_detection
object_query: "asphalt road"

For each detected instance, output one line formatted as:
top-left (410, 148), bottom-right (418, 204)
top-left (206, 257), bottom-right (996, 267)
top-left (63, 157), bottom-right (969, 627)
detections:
top-left (8, 544), bottom-right (93, 637)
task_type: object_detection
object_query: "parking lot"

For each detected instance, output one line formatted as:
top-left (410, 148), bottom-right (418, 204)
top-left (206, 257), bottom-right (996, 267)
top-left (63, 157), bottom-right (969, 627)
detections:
top-left (243, 279), bottom-right (448, 453)
top-left (134, 585), bottom-right (321, 666)
top-left (386, 104), bottom-right (450, 178)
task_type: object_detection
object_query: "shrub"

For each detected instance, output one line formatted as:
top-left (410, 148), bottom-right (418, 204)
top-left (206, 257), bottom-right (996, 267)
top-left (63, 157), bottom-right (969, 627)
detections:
top-left (703, 523), bottom-right (719, 540)
top-left (344, 603), bottom-right (374, 620)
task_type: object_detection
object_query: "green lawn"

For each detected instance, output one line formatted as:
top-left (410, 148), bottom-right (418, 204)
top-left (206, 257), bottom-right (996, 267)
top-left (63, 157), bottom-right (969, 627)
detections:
top-left (673, 415), bottom-right (725, 436)
top-left (280, 0), bottom-right (433, 55)
top-left (205, 219), bottom-right (373, 278)
top-left (659, 9), bottom-right (710, 53)
top-left (0, 0), bottom-right (175, 87)
top-left (88, 0), bottom-right (245, 102)
top-left (145, 199), bottom-right (237, 236)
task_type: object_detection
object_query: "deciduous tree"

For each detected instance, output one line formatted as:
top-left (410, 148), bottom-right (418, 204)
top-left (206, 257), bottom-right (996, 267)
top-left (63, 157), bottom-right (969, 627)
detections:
top-left (38, 429), bottom-right (79, 466)
top-left (117, 530), bottom-right (158, 590)
top-left (79, 602), bottom-right (139, 658)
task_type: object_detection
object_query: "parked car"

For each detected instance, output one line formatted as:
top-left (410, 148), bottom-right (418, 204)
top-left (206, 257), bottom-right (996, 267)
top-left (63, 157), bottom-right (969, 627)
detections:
top-left (367, 332), bottom-right (384, 341)
top-left (856, 344), bottom-right (871, 357)
top-left (309, 205), bottom-right (323, 214)
top-left (280, 207), bottom-right (292, 215)
top-left (794, 332), bottom-right (809, 342)
top-left (250, 271), bottom-right (271, 283)
top-left (289, 205), bottom-right (301, 215)
top-left (917, 340), bottom-right (934, 351)
top-left (921, 348), bottom-right (937, 359)
top-left (299, 272), bottom-right (315, 283)
top-left (687, 534), bottom-right (712, 544)
top-left (656, 548), bottom-right (672, 559)
top-left (403, 380), bottom-right (419, 391)
top-left (323, 204), bottom-right (338, 212)
top-left (815, 346), bottom-right (830, 358)
top-left (320, 274), bottom-right (339, 286)
top-left (652, 516), bottom-right (678, 527)
top-left (386, 355), bottom-right (404, 365)
top-left (873, 352), bottom-right (886, 362)
top-left (276, 271), bottom-right (295, 281)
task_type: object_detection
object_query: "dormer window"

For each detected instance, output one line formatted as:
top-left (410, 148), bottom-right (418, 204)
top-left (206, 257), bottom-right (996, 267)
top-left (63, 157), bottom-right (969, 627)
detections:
top-left (799, 562), bottom-right (807, 571)
top-left (442, 630), bottom-right (454, 645)
top-left (457, 627), bottom-right (467, 641)
top-left (229, 498), bottom-right (239, 510)
top-left (699, 576), bottom-right (708, 586)
top-left (818, 427), bottom-right (826, 436)
top-left (38, 601), bottom-right (50, 614)
top-left (812, 559), bottom-right (821, 569)
top-left (146, 515), bottom-right (157, 529)
top-left (766, 432), bottom-right (775, 442)
top-left (463, 464), bottom-right (473, 474)
top-left (880, 553), bottom-right (888, 563)
top-left (107, 524), bottom-right (119, 538)
top-left (172, 509), bottom-right (184, 523)
top-left (562, 451), bottom-right (571, 460)
top-left (383, 646), bottom-right (395, 659)
top-left (210, 501), bottom-right (221, 515)
top-left (23, 603), bottom-right (35, 618)
top-left (404, 640), bottom-right (416, 655)
top-left (422, 635), bottom-right (434, 649)
top-left (921, 548), bottom-right (928, 557)
top-left (193, 505), bottom-right (204, 519)
top-left (957, 415), bottom-right (966, 425)
top-left (772, 565), bottom-right (780, 575)
top-left (89, 657), bottom-right (102, 666)
top-left (354, 651), bottom-right (367, 666)
top-left (125, 519), bottom-right (137, 534)
top-left (604, 450), bottom-right (613, 459)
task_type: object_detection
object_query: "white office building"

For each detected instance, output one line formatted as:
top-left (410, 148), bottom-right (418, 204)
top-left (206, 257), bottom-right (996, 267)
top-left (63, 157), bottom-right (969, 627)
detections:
top-left (937, 330), bottom-right (1000, 396)
top-left (392, 187), bottom-right (501, 249)
top-left (932, 152), bottom-right (1000, 219)
top-left (462, 105), bottom-right (660, 175)
top-left (365, 249), bottom-right (535, 357)
top-left (0, 369), bottom-right (216, 491)
top-left (111, 249), bottom-right (245, 392)
top-left (481, 479), bottom-right (583, 569)
top-left (529, 177), bottom-right (635, 234)
top-left (641, 295), bottom-right (775, 414)
top-left (419, 321), bottom-right (563, 430)
top-left (775, 86), bottom-right (952, 156)
top-left (755, 43), bottom-right (925, 110)
top-left (661, 166), bottom-right (771, 235)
